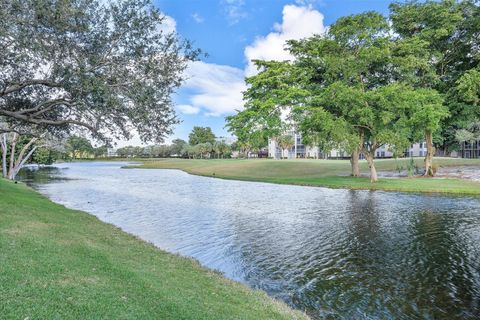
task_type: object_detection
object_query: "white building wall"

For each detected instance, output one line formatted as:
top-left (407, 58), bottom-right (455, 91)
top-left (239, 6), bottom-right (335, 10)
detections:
top-left (269, 132), bottom-right (432, 159)
top-left (107, 148), bottom-right (117, 157)
top-left (406, 142), bottom-right (427, 157)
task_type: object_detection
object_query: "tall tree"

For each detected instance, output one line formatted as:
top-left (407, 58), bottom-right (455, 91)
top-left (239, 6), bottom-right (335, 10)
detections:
top-left (290, 12), bottom-right (424, 181)
top-left (226, 60), bottom-right (304, 160)
top-left (277, 135), bottom-right (295, 159)
top-left (66, 136), bottom-right (93, 159)
top-left (170, 139), bottom-right (187, 156)
top-left (390, 0), bottom-right (480, 169)
top-left (1, 0), bottom-right (199, 143)
top-left (188, 127), bottom-right (216, 145)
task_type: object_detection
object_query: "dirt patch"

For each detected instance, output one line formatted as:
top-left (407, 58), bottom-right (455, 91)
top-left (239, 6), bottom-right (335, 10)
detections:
top-left (435, 166), bottom-right (480, 182)
top-left (378, 165), bottom-right (480, 181)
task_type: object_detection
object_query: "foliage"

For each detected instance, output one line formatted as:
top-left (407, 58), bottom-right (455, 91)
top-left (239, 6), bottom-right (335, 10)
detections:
top-left (170, 139), bottom-right (188, 156)
top-left (390, 0), bottom-right (480, 151)
top-left (455, 122), bottom-right (480, 143)
top-left (66, 136), bottom-right (93, 159)
top-left (0, 131), bottom-right (64, 179)
top-left (92, 145), bottom-right (109, 158)
top-left (0, 0), bottom-right (199, 143)
top-left (188, 127), bottom-right (216, 145)
top-left (32, 147), bottom-right (59, 165)
top-left (277, 135), bottom-right (294, 158)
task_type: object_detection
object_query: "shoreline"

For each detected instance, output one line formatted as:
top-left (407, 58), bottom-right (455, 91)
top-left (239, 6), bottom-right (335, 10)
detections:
top-left (124, 158), bottom-right (480, 196)
top-left (0, 178), bottom-right (309, 319)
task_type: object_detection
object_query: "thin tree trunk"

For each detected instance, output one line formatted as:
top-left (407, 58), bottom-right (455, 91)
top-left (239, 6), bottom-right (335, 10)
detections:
top-left (7, 136), bottom-right (38, 180)
top-left (364, 151), bottom-right (378, 182)
top-left (1, 133), bottom-right (7, 178)
top-left (13, 137), bottom-right (37, 170)
top-left (10, 137), bottom-right (37, 179)
top-left (8, 133), bottom-right (17, 179)
top-left (10, 146), bottom-right (38, 180)
top-left (424, 130), bottom-right (435, 177)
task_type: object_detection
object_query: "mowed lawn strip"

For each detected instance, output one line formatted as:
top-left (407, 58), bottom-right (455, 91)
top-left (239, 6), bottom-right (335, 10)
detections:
top-left (129, 158), bottom-right (480, 195)
top-left (0, 179), bottom-right (309, 320)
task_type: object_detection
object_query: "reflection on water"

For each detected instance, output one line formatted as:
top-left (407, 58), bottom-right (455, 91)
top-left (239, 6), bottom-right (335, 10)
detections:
top-left (19, 162), bottom-right (480, 319)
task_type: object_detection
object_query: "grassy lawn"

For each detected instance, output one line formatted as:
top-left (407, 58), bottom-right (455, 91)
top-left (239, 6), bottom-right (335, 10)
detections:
top-left (129, 157), bottom-right (480, 195)
top-left (0, 179), bottom-right (308, 320)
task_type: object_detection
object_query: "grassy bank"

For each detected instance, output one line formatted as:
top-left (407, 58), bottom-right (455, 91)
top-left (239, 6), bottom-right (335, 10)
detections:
top-left (0, 179), bottom-right (308, 319)
top-left (129, 157), bottom-right (480, 195)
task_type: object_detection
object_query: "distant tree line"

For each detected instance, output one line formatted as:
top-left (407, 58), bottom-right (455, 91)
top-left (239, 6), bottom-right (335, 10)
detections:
top-left (115, 127), bottom-right (239, 159)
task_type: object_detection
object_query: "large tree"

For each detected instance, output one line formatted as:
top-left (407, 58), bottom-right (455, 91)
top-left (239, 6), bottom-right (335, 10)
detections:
top-left (390, 0), bottom-right (480, 163)
top-left (288, 12), bottom-right (419, 181)
top-left (188, 126), bottom-right (216, 145)
top-left (66, 135), bottom-right (93, 159)
top-left (225, 60), bottom-right (305, 160)
top-left (227, 11), bottom-right (448, 181)
top-left (1, 0), bottom-right (199, 143)
top-left (170, 138), bottom-right (187, 156)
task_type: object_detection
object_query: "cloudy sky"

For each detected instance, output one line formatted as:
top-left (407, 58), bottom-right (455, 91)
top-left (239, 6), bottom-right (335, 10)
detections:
top-left (118, 0), bottom-right (392, 146)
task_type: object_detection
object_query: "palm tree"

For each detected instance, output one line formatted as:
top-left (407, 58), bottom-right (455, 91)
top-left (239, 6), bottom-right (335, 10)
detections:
top-left (277, 135), bottom-right (294, 159)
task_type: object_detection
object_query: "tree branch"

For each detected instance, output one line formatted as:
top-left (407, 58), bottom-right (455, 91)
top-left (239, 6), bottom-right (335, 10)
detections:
top-left (0, 109), bottom-right (98, 133)
top-left (1, 79), bottom-right (62, 97)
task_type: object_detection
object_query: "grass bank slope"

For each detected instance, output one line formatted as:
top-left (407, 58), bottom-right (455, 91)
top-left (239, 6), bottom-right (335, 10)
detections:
top-left (0, 179), bottom-right (308, 320)
top-left (131, 158), bottom-right (480, 195)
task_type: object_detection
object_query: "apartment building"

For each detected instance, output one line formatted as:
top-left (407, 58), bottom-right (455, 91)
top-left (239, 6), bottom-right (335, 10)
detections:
top-left (459, 140), bottom-right (480, 158)
top-left (268, 133), bottom-right (428, 159)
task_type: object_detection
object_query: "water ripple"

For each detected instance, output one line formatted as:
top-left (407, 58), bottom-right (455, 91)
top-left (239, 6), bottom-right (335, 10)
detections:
top-left (19, 162), bottom-right (480, 320)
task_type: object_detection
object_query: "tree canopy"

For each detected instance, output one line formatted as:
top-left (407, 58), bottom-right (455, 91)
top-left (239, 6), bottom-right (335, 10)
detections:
top-left (226, 8), bottom-right (458, 181)
top-left (188, 126), bottom-right (216, 145)
top-left (0, 0), bottom-right (200, 143)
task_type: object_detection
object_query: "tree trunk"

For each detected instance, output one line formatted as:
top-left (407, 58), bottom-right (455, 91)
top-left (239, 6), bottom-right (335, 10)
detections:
top-left (6, 136), bottom-right (38, 180)
top-left (1, 133), bottom-right (7, 178)
top-left (8, 133), bottom-right (17, 179)
top-left (9, 137), bottom-right (38, 180)
top-left (10, 146), bottom-right (38, 180)
top-left (364, 151), bottom-right (378, 183)
top-left (424, 130), bottom-right (435, 177)
top-left (350, 147), bottom-right (360, 177)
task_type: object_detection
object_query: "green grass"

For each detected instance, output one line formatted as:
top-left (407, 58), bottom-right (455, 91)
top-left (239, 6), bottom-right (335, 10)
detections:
top-left (128, 157), bottom-right (480, 195)
top-left (0, 179), bottom-right (308, 320)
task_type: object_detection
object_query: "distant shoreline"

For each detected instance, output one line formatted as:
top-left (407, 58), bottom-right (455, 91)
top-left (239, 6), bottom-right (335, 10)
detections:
top-left (125, 157), bottom-right (480, 196)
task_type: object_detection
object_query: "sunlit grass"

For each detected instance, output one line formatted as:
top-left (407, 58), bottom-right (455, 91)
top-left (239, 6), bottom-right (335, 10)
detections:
top-left (129, 157), bottom-right (480, 195)
top-left (0, 179), bottom-right (308, 320)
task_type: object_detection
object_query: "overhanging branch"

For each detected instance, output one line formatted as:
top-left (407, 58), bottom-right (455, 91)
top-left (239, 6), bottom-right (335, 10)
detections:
top-left (1, 79), bottom-right (62, 97)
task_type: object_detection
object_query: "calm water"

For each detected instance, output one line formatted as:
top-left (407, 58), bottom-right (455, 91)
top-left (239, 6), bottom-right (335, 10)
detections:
top-left (19, 162), bottom-right (480, 319)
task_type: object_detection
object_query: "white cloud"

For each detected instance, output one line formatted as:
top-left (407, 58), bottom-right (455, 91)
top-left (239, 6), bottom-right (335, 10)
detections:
top-left (177, 4), bottom-right (327, 117)
top-left (183, 61), bottom-right (246, 116)
top-left (244, 4), bottom-right (326, 76)
top-left (177, 104), bottom-right (200, 115)
top-left (222, 0), bottom-right (248, 25)
top-left (192, 13), bottom-right (204, 23)
top-left (160, 14), bottom-right (177, 33)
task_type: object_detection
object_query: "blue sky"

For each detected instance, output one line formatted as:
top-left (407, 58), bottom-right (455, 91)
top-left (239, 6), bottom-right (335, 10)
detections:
top-left (119, 0), bottom-right (393, 146)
